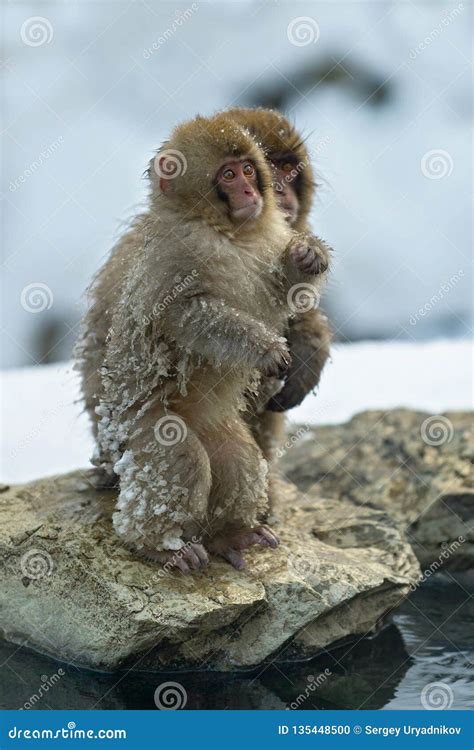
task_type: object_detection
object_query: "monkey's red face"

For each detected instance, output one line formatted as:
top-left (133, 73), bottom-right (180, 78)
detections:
top-left (215, 159), bottom-right (263, 222)
top-left (270, 155), bottom-right (300, 226)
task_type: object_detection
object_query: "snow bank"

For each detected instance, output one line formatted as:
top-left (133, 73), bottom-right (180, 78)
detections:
top-left (1, 339), bottom-right (471, 484)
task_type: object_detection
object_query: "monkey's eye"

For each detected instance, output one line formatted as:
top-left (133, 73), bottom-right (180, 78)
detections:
top-left (282, 162), bottom-right (293, 173)
top-left (243, 162), bottom-right (255, 177)
top-left (222, 168), bottom-right (236, 181)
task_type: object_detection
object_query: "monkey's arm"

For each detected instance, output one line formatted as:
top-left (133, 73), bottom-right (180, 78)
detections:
top-left (164, 295), bottom-right (290, 375)
top-left (266, 308), bottom-right (331, 412)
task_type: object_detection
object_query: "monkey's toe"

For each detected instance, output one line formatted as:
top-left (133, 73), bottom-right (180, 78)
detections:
top-left (135, 542), bottom-right (209, 574)
top-left (211, 526), bottom-right (280, 570)
top-left (209, 525), bottom-right (280, 571)
top-left (255, 525), bottom-right (279, 548)
top-left (181, 542), bottom-right (209, 570)
top-left (219, 548), bottom-right (247, 570)
top-left (229, 525), bottom-right (279, 550)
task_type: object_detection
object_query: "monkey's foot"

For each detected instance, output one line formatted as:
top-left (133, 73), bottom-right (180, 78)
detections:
top-left (209, 526), bottom-right (279, 570)
top-left (136, 542), bottom-right (209, 574)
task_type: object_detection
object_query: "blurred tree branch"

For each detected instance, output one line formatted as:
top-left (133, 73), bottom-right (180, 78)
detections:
top-left (244, 57), bottom-right (393, 111)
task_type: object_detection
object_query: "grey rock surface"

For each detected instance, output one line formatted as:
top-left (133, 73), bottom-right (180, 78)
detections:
top-left (1, 409), bottom-right (470, 672)
top-left (281, 409), bottom-right (473, 572)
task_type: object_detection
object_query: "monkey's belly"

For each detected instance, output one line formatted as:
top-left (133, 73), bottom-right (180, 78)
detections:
top-left (167, 365), bottom-right (250, 429)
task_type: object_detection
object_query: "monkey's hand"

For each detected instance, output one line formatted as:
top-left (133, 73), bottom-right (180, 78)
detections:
top-left (258, 337), bottom-right (291, 378)
top-left (286, 233), bottom-right (330, 280)
top-left (266, 370), bottom-right (311, 411)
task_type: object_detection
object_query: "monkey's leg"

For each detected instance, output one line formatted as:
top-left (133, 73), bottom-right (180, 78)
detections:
top-left (75, 326), bottom-right (118, 487)
top-left (112, 409), bottom-right (212, 572)
top-left (200, 419), bottom-right (279, 569)
top-left (249, 410), bottom-right (286, 464)
top-left (246, 409), bottom-right (286, 520)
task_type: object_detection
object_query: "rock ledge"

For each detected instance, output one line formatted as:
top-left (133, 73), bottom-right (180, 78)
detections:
top-left (1, 408), bottom-right (471, 672)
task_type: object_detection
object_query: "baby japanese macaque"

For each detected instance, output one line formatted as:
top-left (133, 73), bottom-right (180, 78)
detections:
top-left (226, 107), bottom-right (332, 475)
top-left (75, 113), bottom-right (330, 572)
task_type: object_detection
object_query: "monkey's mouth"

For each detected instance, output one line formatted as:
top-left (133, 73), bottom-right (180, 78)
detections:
top-left (231, 202), bottom-right (262, 222)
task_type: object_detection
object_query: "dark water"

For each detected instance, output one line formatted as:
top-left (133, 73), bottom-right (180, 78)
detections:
top-left (1, 575), bottom-right (472, 711)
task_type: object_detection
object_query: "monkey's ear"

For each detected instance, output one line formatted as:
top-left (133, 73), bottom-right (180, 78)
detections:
top-left (157, 156), bottom-right (173, 194)
top-left (149, 155), bottom-right (174, 195)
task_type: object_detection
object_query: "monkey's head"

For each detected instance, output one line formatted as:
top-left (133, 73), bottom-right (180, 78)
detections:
top-left (149, 114), bottom-right (277, 234)
top-left (226, 107), bottom-right (315, 232)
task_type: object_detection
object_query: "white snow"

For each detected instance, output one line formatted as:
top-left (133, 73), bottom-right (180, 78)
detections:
top-left (1, 338), bottom-right (471, 484)
top-left (2, 2), bottom-right (472, 366)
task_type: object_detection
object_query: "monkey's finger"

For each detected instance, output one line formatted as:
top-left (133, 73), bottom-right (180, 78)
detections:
top-left (293, 244), bottom-right (309, 257)
top-left (192, 543), bottom-right (210, 566)
top-left (291, 245), bottom-right (311, 263)
top-left (301, 252), bottom-right (317, 268)
top-left (313, 254), bottom-right (328, 274)
top-left (220, 548), bottom-right (246, 570)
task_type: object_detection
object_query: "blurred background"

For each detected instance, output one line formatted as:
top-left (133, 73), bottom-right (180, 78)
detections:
top-left (1, 0), bottom-right (472, 368)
